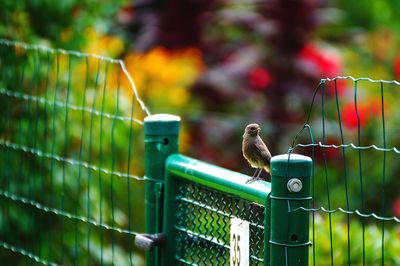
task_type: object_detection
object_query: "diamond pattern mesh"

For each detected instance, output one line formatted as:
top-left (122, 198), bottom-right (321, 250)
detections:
top-left (174, 181), bottom-right (265, 265)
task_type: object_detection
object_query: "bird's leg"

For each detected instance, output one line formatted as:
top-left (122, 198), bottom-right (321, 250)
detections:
top-left (252, 168), bottom-right (260, 178)
top-left (246, 168), bottom-right (262, 184)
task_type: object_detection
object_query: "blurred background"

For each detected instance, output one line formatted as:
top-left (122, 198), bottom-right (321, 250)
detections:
top-left (1, 0), bottom-right (400, 265)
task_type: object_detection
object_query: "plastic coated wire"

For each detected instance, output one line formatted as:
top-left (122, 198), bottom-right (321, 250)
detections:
top-left (0, 241), bottom-right (58, 266)
top-left (59, 47), bottom-right (72, 264)
top-left (110, 62), bottom-right (121, 266)
top-left (73, 56), bottom-right (89, 265)
top-left (25, 44), bottom-right (38, 259)
top-left (0, 87), bottom-right (144, 124)
top-left (98, 61), bottom-right (108, 265)
top-left (0, 38), bottom-right (151, 116)
top-left (127, 89), bottom-right (136, 266)
top-left (0, 138), bottom-right (144, 181)
top-left (379, 82), bottom-right (387, 265)
top-left (288, 206), bottom-right (400, 222)
top-left (293, 142), bottom-right (400, 153)
top-left (289, 76), bottom-right (400, 266)
top-left (0, 189), bottom-right (138, 235)
top-left (354, 80), bottom-right (366, 266)
top-left (334, 78), bottom-right (351, 266)
top-left (321, 82), bottom-right (334, 266)
top-left (1, 133), bottom-right (145, 178)
top-left (86, 55), bottom-right (102, 265)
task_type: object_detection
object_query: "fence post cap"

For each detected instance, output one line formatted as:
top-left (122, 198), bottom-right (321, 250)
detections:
top-left (144, 114), bottom-right (181, 135)
top-left (270, 153), bottom-right (312, 177)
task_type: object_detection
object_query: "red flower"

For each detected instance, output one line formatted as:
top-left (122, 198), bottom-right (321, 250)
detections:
top-left (325, 138), bottom-right (340, 161)
top-left (394, 55), bottom-right (400, 78)
top-left (248, 67), bottom-right (272, 91)
top-left (299, 44), bottom-right (342, 76)
top-left (342, 103), bottom-right (368, 129)
top-left (298, 43), bottom-right (345, 96)
top-left (341, 100), bottom-right (382, 129)
top-left (324, 79), bottom-right (348, 97)
top-left (393, 198), bottom-right (400, 217)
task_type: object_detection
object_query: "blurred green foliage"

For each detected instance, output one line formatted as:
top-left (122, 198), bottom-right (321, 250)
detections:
top-left (313, 213), bottom-right (400, 265)
top-left (0, 0), bottom-right (127, 49)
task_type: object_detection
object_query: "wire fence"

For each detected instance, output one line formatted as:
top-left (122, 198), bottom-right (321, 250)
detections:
top-left (290, 76), bottom-right (400, 265)
top-left (0, 39), bottom-right (150, 265)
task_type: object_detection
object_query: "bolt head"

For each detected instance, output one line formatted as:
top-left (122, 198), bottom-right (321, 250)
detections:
top-left (287, 178), bottom-right (302, 193)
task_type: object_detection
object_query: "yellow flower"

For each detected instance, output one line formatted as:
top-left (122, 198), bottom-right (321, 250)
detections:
top-left (168, 87), bottom-right (189, 107)
top-left (179, 125), bottom-right (191, 153)
top-left (122, 46), bottom-right (204, 109)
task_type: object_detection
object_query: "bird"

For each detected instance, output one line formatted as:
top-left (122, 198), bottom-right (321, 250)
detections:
top-left (242, 123), bottom-right (272, 184)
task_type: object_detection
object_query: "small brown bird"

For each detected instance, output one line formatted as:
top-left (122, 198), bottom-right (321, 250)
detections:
top-left (242, 123), bottom-right (272, 183)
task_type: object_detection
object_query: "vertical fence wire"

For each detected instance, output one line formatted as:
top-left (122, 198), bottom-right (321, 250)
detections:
top-left (321, 81), bottom-right (334, 266)
top-left (0, 39), bottom-right (149, 265)
top-left (380, 81), bottom-right (386, 266)
top-left (354, 80), bottom-right (366, 266)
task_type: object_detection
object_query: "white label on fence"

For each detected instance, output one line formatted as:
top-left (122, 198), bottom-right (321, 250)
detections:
top-left (230, 218), bottom-right (249, 266)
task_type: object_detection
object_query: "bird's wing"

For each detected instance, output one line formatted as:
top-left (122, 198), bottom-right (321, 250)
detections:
top-left (255, 136), bottom-right (272, 163)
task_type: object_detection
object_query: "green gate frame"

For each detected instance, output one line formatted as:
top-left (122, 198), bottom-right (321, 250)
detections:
top-left (162, 154), bottom-right (271, 265)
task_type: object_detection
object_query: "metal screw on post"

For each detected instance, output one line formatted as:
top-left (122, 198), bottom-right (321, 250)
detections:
top-left (287, 178), bottom-right (302, 193)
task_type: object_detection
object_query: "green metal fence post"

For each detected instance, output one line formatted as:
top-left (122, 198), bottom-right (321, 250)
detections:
top-left (270, 153), bottom-right (312, 266)
top-left (144, 114), bottom-right (180, 266)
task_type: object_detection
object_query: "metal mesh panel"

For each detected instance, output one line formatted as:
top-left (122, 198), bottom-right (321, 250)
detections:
top-left (0, 39), bottom-right (149, 265)
top-left (290, 77), bottom-right (400, 265)
top-left (174, 181), bottom-right (265, 265)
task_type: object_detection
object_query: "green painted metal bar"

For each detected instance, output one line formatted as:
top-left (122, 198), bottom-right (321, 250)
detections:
top-left (270, 153), bottom-right (312, 266)
top-left (144, 114), bottom-right (180, 266)
top-left (165, 154), bottom-right (271, 205)
top-left (162, 154), bottom-right (271, 266)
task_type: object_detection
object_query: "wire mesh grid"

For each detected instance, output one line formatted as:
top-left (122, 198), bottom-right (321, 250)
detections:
top-left (290, 76), bottom-right (400, 265)
top-left (174, 181), bottom-right (265, 265)
top-left (0, 39), bottom-right (149, 265)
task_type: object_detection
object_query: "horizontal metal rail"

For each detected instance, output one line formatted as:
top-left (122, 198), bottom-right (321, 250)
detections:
top-left (165, 154), bottom-right (271, 205)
